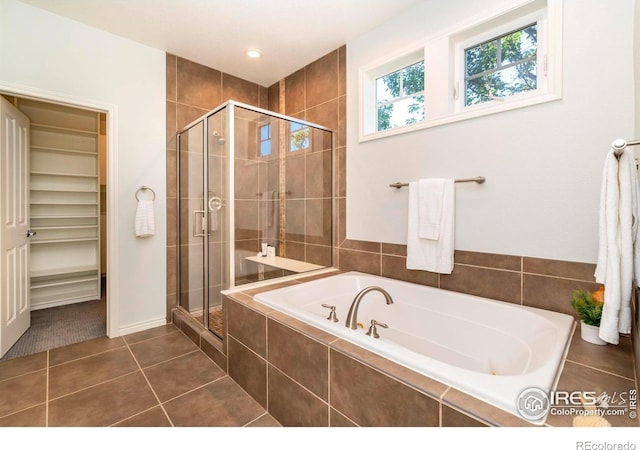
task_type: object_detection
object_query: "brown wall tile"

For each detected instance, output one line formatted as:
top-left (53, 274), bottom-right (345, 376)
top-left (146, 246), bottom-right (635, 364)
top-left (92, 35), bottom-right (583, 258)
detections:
top-left (338, 249), bottom-right (381, 275)
top-left (305, 98), bottom-right (339, 133)
top-left (226, 299), bottom-right (266, 357)
top-left (442, 388), bottom-right (533, 427)
top-left (330, 350), bottom-right (438, 426)
top-left (440, 265), bottom-right (521, 304)
top-left (523, 257), bottom-right (596, 281)
top-left (522, 274), bottom-right (599, 318)
top-left (176, 57), bottom-right (221, 110)
top-left (267, 319), bottom-right (328, 401)
top-left (166, 54), bottom-right (177, 101)
top-left (227, 336), bottom-right (267, 408)
top-left (442, 405), bottom-right (488, 427)
top-left (305, 50), bottom-right (339, 109)
top-left (222, 73), bottom-right (259, 106)
top-left (305, 199), bottom-right (331, 246)
top-left (455, 250), bottom-right (521, 271)
top-left (267, 366), bottom-right (328, 426)
top-left (166, 101), bottom-right (177, 150)
top-left (381, 254), bottom-right (439, 287)
top-left (284, 68), bottom-right (305, 115)
top-left (268, 82), bottom-right (280, 113)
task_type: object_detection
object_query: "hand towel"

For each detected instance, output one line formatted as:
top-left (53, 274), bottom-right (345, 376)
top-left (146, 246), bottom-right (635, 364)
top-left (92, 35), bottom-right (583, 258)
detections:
top-left (134, 200), bottom-right (155, 238)
top-left (406, 179), bottom-right (455, 273)
top-left (595, 148), bottom-right (640, 344)
top-left (418, 179), bottom-right (446, 240)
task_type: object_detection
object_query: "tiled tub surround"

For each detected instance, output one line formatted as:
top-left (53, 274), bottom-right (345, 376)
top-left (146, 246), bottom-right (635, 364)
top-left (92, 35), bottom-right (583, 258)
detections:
top-left (252, 272), bottom-right (575, 421)
top-left (222, 270), bottom-right (639, 427)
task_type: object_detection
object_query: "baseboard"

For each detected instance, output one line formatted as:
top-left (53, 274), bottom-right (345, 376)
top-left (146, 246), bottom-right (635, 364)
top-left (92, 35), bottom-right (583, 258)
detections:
top-left (119, 316), bottom-right (167, 336)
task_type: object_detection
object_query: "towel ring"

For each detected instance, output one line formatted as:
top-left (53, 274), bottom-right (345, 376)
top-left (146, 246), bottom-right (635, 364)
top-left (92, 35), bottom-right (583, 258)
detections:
top-left (135, 186), bottom-right (156, 201)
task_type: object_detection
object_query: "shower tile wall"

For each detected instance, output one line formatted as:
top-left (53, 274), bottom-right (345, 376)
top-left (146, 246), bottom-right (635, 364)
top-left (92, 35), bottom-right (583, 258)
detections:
top-left (268, 47), bottom-right (344, 269)
top-left (166, 55), bottom-right (267, 319)
top-left (166, 46), bottom-right (610, 326)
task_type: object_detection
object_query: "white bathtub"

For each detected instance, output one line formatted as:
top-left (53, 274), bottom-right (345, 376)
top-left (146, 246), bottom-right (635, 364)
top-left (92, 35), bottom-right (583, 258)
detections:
top-left (254, 271), bottom-right (575, 422)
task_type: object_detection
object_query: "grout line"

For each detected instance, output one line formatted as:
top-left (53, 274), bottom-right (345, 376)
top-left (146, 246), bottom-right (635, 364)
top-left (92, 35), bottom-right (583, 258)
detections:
top-left (243, 411), bottom-right (268, 427)
top-left (47, 368), bottom-right (140, 403)
top-left (48, 341), bottom-right (128, 369)
top-left (564, 359), bottom-right (636, 382)
top-left (45, 350), bottom-right (49, 427)
top-left (109, 404), bottom-right (165, 427)
top-left (520, 256), bottom-right (524, 305)
top-left (123, 340), bottom-right (175, 427)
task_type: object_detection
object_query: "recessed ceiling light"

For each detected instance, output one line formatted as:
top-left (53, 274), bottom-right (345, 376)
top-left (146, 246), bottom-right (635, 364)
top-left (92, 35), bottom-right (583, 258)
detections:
top-left (247, 49), bottom-right (262, 59)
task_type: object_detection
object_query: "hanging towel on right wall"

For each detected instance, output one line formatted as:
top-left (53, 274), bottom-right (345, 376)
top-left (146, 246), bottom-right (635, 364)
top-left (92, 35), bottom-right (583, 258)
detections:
top-left (406, 178), bottom-right (455, 274)
top-left (595, 147), bottom-right (640, 344)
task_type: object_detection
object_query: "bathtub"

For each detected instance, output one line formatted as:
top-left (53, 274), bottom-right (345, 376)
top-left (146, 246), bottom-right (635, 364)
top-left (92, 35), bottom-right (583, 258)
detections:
top-left (253, 271), bottom-right (575, 422)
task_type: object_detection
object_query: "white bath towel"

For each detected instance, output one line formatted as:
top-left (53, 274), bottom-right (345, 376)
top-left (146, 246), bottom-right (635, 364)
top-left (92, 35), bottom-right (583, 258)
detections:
top-left (595, 148), bottom-right (640, 344)
top-left (134, 200), bottom-right (155, 238)
top-left (418, 178), bottom-right (446, 240)
top-left (406, 179), bottom-right (455, 274)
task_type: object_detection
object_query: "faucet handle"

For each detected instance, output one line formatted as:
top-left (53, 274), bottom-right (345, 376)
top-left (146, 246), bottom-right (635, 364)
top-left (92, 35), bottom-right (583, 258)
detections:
top-left (365, 319), bottom-right (388, 339)
top-left (321, 304), bottom-right (339, 323)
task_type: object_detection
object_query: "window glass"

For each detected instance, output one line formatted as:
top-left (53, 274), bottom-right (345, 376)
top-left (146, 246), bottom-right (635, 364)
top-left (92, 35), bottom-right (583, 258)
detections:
top-left (290, 122), bottom-right (310, 151)
top-left (259, 124), bottom-right (271, 157)
top-left (375, 60), bottom-right (425, 132)
top-left (464, 23), bottom-right (538, 106)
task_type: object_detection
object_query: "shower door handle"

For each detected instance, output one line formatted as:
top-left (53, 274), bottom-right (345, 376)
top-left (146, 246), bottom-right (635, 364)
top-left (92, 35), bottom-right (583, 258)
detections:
top-left (193, 210), bottom-right (206, 237)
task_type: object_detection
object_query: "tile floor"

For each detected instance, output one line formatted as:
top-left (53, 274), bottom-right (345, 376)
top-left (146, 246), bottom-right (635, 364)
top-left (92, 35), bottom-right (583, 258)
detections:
top-left (0, 324), bottom-right (280, 427)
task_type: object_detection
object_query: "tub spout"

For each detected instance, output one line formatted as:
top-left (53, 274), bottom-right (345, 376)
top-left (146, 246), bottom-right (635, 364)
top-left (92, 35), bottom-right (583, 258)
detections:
top-left (345, 286), bottom-right (394, 330)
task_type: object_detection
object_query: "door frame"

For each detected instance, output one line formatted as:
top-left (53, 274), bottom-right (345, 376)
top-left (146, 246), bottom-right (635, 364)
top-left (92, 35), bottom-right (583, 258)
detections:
top-left (0, 81), bottom-right (119, 337)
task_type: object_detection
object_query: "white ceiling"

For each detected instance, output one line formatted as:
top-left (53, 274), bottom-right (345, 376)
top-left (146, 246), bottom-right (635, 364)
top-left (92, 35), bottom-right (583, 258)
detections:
top-left (19, 0), bottom-right (425, 87)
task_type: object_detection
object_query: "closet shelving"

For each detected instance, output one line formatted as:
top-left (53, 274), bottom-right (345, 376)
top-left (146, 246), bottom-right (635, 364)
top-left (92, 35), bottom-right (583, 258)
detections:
top-left (16, 99), bottom-right (101, 310)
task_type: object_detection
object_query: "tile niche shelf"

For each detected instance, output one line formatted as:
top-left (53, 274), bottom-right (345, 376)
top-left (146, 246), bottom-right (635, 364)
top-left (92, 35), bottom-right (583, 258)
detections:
top-left (15, 98), bottom-right (102, 310)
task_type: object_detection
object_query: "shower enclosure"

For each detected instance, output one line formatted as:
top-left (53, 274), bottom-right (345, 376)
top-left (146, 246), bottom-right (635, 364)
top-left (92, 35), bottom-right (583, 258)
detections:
top-left (177, 101), bottom-right (333, 338)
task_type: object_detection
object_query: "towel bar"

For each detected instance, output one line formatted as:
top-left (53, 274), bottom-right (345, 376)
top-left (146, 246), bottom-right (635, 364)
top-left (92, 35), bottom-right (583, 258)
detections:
top-left (389, 176), bottom-right (486, 189)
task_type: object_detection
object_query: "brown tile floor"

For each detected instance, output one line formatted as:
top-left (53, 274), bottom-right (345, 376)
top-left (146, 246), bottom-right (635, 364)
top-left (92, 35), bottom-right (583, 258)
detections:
top-left (0, 324), bottom-right (281, 427)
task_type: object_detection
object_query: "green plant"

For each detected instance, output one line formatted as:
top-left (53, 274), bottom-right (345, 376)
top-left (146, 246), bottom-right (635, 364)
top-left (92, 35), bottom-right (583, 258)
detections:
top-left (571, 290), bottom-right (603, 327)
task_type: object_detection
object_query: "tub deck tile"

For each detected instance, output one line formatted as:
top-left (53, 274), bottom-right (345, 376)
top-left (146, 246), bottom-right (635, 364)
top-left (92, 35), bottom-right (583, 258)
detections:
top-left (330, 339), bottom-right (448, 401)
top-left (441, 388), bottom-right (535, 427)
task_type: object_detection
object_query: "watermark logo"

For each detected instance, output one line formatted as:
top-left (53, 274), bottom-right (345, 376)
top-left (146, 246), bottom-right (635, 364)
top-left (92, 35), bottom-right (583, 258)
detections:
top-left (516, 387), bottom-right (637, 421)
top-left (517, 387), bottom-right (550, 421)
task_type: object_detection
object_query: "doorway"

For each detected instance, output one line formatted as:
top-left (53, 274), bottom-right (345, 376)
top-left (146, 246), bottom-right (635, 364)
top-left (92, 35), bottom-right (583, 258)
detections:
top-left (0, 95), bottom-right (107, 360)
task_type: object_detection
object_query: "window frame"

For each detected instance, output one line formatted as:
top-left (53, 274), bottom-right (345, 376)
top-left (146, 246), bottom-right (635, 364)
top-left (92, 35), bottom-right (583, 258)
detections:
top-left (453, 8), bottom-right (548, 113)
top-left (358, 0), bottom-right (562, 143)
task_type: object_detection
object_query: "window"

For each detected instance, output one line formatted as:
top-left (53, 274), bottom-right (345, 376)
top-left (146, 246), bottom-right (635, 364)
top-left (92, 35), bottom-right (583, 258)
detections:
top-left (259, 124), bottom-right (271, 157)
top-left (376, 61), bottom-right (425, 131)
top-left (464, 23), bottom-right (538, 106)
top-left (358, 0), bottom-right (561, 142)
top-left (289, 122), bottom-right (310, 152)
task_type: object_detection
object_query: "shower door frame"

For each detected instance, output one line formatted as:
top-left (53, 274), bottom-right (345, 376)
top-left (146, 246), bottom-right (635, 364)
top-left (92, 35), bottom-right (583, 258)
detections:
top-left (176, 100), bottom-right (333, 334)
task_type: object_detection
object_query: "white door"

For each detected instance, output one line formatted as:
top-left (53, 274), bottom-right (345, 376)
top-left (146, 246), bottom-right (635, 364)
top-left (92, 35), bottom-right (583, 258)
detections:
top-left (0, 97), bottom-right (31, 358)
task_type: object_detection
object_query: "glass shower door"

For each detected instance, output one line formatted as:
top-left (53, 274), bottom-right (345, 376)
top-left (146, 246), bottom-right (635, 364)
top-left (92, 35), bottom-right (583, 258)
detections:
top-left (178, 120), bottom-right (205, 321)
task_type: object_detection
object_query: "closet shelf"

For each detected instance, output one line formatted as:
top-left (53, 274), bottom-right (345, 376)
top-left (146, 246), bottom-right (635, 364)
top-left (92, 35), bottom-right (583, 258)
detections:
top-left (32, 122), bottom-right (98, 136)
top-left (30, 215), bottom-right (97, 219)
top-left (31, 202), bottom-right (98, 206)
top-left (31, 237), bottom-right (98, 244)
top-left (31, 265), bottom-right (99, 278)
top-left (30, 188), bottom-right (98, 193)
top-left (31, 171), bottom-right (98, 178)
top-left (31, 275), bottom-right (99, 290)
top-left (31, 145), bottom-right (98, 156)
top-left (31, 225), bottom-right (98, 230)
